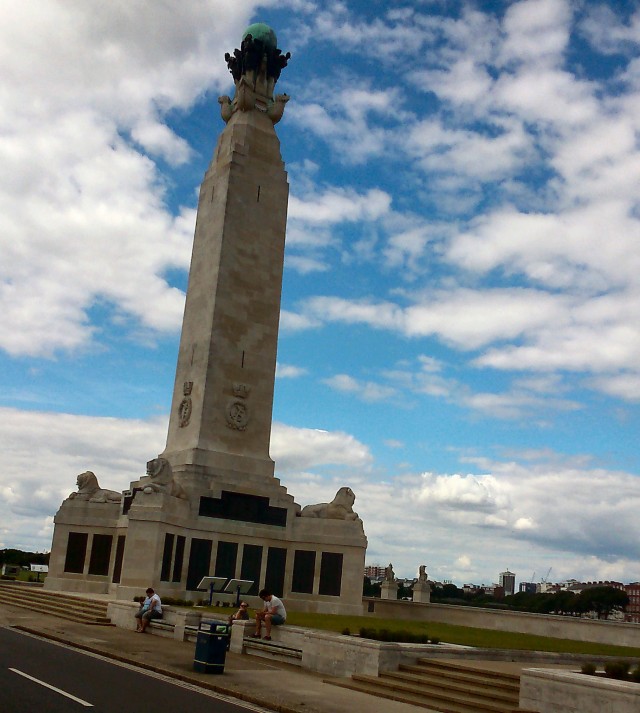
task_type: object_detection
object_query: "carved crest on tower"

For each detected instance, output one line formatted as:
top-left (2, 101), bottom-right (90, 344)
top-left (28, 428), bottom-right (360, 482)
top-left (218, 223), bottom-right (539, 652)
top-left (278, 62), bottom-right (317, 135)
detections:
top-left (178, 381), bottom-right (193, 427)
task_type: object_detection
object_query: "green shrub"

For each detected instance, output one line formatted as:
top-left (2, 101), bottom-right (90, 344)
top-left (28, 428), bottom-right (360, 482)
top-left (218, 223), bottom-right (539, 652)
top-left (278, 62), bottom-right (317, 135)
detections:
top-left (429, 637), bottom-right (440, 645)
top-left (581, 662), bottom-right (597, 675)
top-left (341, 627), bottom-right (351, 636)
top-left (604, 660), bottom-right (630, 680)
top-left (358, 627), bottom-right (430, 644)
top-left (162, 597), bottom-right (194, 607)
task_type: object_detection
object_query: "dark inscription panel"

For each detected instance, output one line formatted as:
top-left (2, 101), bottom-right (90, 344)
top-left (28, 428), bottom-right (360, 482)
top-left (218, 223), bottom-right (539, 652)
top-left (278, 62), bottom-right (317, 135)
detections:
top-left (173, 535), bottom-right (186, 583)
top-left (214, 541), bottom-right (238, 579)
top-left (112, 535), bottom-right (126, 583)
top-left (186, 538), bottom-right (212, 591)
top-left (292, 550), bottom-right (316, 594)
top-left (319, 552), bottom-right (343, 596)
top-left (88, 534), bottom-right (113, 576)
top-left (264, 547), bottom-right (287, 597)
top-left (64, 532), bottom-right (88, 573)
top-left (160, 533), bottom-right (174, 581)
top-left (199, 491), bottom-right (287, 527)
top-left (240, 544), bottom-right (262, 595)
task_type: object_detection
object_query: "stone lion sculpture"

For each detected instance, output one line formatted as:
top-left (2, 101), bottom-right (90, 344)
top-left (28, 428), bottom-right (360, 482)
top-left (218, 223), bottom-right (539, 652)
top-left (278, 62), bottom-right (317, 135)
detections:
top-left (298, 486), bottom-right (360, 521)
top-left (68, 471), bottom-right (122, 504)
top-left (142, 457), bottom-right (187, 499)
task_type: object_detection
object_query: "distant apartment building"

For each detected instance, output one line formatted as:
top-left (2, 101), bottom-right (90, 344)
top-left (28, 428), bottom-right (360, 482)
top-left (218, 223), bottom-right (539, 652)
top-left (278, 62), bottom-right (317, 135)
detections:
top-left (519, 581), bottom-right (537, 594)
top-left (364, 564), bottom-right (386, 580)
top-left (625, 582), bottom-right (640, 623)
top-left (499, 570), bottom-right (516, 597)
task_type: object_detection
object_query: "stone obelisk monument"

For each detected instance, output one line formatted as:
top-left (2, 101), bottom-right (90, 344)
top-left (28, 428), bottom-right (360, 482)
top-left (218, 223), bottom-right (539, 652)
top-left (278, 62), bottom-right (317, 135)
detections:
top-left (46, 24), bottom-right (367, 614)
top-left (162, 26), bottom-right (290, 481)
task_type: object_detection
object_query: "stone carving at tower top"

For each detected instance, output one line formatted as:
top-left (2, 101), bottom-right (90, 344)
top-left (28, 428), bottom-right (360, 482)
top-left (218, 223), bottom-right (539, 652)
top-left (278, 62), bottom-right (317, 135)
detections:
top-left (219, 22), bottom-right (291, 124)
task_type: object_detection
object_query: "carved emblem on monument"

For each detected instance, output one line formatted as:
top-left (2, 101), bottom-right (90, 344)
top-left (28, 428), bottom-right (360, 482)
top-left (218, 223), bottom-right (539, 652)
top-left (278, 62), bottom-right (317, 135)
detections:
top-left (178, 381), bottom-right (193, 427)
top-left (226, 382), bottom-right (251, 431)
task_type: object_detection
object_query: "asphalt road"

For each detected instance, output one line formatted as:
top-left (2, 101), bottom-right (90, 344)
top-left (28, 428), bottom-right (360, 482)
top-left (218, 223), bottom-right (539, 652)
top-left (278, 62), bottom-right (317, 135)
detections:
top-left (0, 626), bottom-right (264, 713)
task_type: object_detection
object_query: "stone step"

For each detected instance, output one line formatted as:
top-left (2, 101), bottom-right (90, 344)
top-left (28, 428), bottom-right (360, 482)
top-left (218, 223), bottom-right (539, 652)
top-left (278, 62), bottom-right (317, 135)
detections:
top-left (350, 673), bottom-right (518, 713)
top-left (0, 584), bottom-right (111, 625)
top-left (398, 664), bottom-right (520, 694)
top-left (0, 586), bottom-right (106, 613)
top-left (382, 670), bottom-right (519, 703)
top-left (408, 658), bottom-right (521, 685)
top-left (325, 657), bottom-right (521, 713)
top-left (329, 677), bottom-right (514, 713)
top-left (243, 638), bottom-right (303, 666)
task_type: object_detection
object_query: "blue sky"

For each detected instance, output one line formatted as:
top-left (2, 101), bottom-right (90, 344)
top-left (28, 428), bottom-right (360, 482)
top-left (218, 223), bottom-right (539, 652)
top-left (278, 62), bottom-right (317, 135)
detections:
top-left (1, 0), bottom-right (639, 587)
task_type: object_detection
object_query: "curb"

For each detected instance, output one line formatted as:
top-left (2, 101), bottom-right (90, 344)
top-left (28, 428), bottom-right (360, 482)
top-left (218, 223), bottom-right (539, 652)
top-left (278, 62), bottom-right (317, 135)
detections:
top-left (12, 625), bottom-right (300, 713)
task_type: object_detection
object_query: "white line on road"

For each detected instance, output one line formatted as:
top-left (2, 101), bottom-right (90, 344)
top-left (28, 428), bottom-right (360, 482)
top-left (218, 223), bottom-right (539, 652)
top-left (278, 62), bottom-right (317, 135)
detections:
top-left (8, 668), bottom-right (93, 707)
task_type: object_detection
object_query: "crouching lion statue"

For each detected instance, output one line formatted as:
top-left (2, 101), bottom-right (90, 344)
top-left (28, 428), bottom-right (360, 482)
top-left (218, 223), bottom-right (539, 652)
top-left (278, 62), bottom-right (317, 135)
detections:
top-left (142, 457), bottom-right (187, 499)
top-left (68, 471), bottom-right (122, 504)
top-left (298, 486), bottom-right (360, 521)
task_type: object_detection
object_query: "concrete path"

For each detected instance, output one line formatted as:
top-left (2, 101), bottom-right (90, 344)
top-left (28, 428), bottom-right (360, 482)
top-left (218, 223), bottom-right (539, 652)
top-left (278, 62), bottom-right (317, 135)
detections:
top-left (0, 602), bottom-right (436, 713)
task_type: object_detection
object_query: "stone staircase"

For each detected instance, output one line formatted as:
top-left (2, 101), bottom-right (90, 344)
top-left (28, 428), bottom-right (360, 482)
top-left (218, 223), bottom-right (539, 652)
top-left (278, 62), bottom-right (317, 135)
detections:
top-left (327, 658), bottom-right (525, 713)
top-left (0, 582), bottom-right (112, 625)
top-left (243, 637), bottom-right (303, 666)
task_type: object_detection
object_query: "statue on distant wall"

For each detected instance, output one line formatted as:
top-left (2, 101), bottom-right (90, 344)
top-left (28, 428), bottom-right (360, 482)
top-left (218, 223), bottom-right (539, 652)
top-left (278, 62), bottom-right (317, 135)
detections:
top-left (68, 471), bottom-right (122, 504)
top-left (298, 486), bottom-right (360, 521)
top-left (385, 563), bottom-right (395, 582)
top-left (418, 564), bottom-right (428, 582)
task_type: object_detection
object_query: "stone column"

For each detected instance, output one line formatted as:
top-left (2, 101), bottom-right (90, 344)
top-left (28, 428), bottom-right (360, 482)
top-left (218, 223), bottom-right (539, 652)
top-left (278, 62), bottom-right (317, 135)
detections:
top-left (161, 25), bottom-right (291, 481)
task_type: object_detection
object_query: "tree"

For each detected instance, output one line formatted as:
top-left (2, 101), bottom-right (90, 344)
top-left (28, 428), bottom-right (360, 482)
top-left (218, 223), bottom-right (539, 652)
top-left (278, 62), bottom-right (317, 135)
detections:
top-left (576, 586), bottom-right (629, 619)
top-left (362, 577), bottom-right (381, 598)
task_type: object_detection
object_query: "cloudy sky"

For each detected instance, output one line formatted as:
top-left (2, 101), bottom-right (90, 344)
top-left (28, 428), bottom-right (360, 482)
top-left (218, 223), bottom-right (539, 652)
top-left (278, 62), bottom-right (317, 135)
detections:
top-left (1, 0), bottom-right (639, 588)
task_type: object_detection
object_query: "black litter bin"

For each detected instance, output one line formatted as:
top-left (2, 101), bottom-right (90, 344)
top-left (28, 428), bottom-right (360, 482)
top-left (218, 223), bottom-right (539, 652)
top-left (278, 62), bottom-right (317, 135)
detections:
top-left (193, 621), bottom-right (231, 674)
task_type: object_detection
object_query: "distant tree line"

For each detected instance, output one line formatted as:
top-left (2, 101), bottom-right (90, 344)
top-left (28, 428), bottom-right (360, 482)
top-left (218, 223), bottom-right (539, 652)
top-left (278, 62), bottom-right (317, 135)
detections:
top-left (364, 577), bottom-right (628, 620)
top-left (504, 587), bottom-right (629, 620)
top-left (0, 549), bottom-right (49, 568)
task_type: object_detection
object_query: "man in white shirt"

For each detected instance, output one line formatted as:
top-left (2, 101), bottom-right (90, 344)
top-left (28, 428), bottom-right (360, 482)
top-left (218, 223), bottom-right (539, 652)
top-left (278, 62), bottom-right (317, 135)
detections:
top-left (251, 588), bottom-right (286, 640)
top-left (134, 587), bottom-right (163, 633)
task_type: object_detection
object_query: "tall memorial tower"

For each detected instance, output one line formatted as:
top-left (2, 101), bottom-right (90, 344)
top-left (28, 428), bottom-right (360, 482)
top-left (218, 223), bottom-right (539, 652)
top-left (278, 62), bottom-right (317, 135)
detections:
top-left (46, 25), bottom-right (368, 615)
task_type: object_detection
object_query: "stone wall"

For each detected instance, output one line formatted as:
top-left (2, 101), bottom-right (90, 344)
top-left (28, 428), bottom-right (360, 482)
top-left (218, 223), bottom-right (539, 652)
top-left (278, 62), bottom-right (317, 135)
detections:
top-left (364, 598), bottom-right (640, 648)
top-left (520, 669), bottom-right (640, 713)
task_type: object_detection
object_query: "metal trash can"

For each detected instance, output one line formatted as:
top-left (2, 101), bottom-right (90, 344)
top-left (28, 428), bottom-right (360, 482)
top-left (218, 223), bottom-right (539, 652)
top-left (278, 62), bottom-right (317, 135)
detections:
top-left (193, 621), bottom-right (230, 674)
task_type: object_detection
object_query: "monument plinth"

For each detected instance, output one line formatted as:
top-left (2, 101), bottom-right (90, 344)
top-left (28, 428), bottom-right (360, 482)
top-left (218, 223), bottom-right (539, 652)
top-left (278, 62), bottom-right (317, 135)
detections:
top-left (46, 25), bottom-right (367, 615)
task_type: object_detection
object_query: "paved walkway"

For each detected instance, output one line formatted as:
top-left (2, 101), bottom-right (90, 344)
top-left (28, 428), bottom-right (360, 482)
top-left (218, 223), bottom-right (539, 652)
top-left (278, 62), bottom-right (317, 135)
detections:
top-left (0, 602), bottom-right (434, 713)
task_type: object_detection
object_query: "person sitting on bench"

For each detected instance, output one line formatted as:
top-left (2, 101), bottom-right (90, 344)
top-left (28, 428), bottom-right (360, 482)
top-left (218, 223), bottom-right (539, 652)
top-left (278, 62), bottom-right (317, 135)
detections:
top-left (134, 587), bottom-right (162, 633)
top-left (251, 588), bottom-right (286, 640)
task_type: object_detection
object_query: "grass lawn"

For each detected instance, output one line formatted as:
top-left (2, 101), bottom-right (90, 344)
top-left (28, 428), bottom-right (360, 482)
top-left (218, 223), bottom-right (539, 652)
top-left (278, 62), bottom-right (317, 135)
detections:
top-left (203, 605), bottom-right (640, 659)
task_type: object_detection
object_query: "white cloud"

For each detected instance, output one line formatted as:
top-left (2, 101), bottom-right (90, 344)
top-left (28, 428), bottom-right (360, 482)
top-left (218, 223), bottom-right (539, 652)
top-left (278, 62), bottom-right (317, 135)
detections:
top-left (0, 1), bottom-right (266, 358)
top-left (301, 289), bottom-right (568, 350)
top-left (580, 4), bottom-right (640, 55)
top-left (323, 374), bottom-right (398, 403)
top-left (276, 363), bottom-right (308, 378)
top-left (271, 422), bottom-right (373, 473)
top-left (288, 187), bottom-right (391, 224)
top-left (499, 0), bottom-right (572, 66)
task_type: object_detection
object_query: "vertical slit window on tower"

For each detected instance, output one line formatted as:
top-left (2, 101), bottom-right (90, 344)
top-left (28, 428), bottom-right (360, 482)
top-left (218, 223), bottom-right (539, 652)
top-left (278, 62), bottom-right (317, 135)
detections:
top-left (210, 185), bottom-right (215, 202)
top-left (241, 350), bottom-right (245, 368)
top-left (257, 185), bottom-right (261, 202)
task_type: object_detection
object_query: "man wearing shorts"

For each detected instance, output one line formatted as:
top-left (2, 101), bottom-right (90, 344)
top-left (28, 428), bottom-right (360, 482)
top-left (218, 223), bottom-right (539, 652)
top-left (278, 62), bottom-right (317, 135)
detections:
top-left (251, 588), bottom-right (286, 640)
top-left (134, 587), bottom-right (163, 633)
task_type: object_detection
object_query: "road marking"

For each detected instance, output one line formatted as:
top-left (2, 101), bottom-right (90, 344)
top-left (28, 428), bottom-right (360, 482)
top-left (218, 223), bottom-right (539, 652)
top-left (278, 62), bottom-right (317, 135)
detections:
top-left (8, 627), bottom-right (271, 712)
top-left (8, 668), bottom-right (93, 707)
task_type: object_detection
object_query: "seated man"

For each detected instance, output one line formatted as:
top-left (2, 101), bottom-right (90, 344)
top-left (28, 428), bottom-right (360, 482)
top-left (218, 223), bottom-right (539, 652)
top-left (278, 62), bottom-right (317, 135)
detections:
top-left (134, 587), bottom-right (162, 633)
top-left (251, 588), bottom-right (286, 640)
